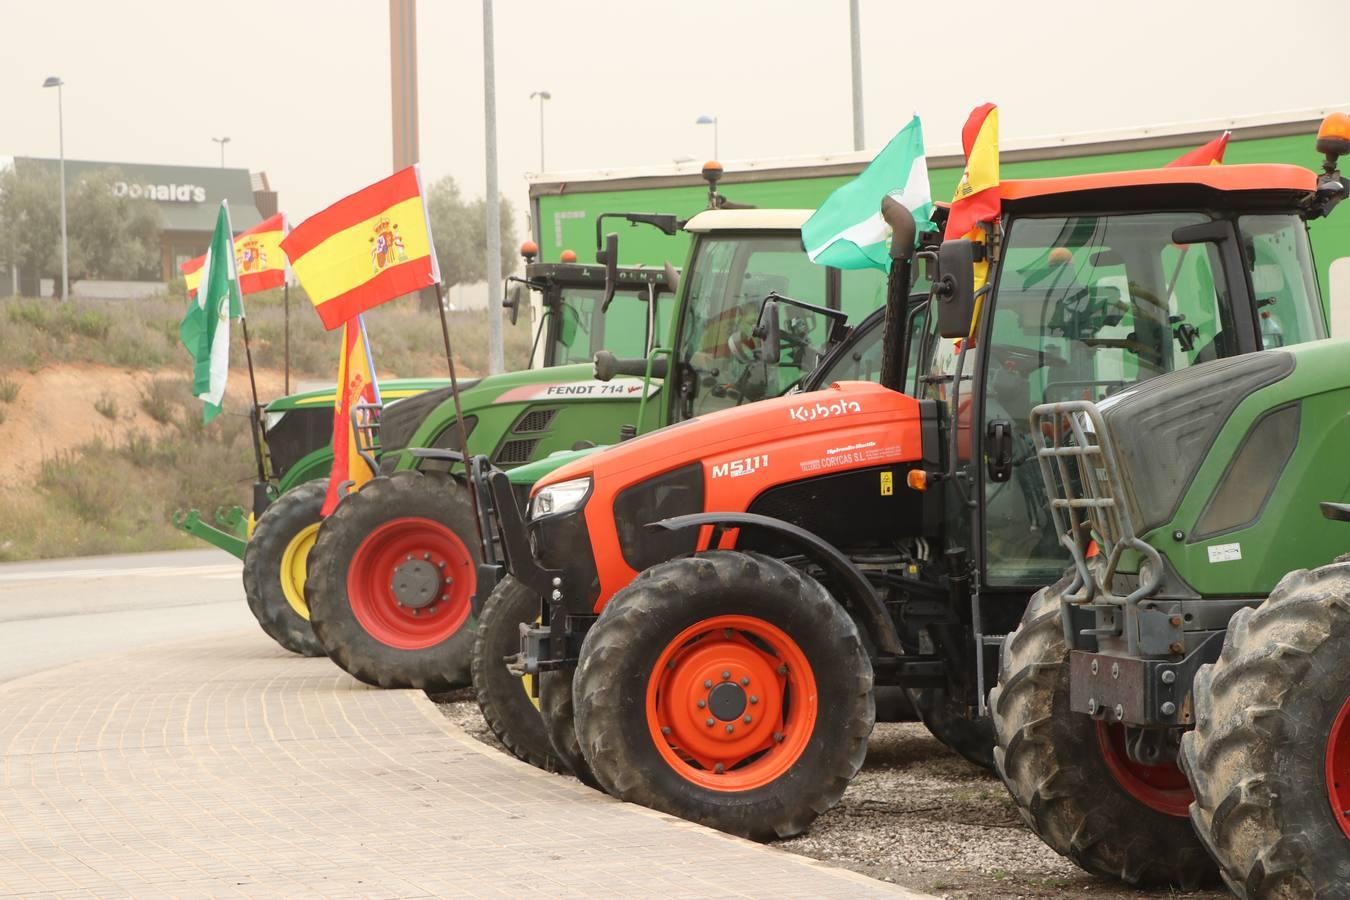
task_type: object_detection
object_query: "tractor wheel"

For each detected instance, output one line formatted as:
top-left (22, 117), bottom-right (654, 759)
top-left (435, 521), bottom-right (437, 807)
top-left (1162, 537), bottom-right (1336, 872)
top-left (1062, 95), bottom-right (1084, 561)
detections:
top-left (241, 480), bottom-right (327, 657)
top-left (538, 667), bottom-right (600, 788)
top-left (909, 687), bottom-right (996, 771)
top-left (1181, 562), bottom-right (1350, 898)
top-left (990, 576), bottom-right (1217, 888)
top-left (306, 470), bottom-right (479, 691)
top-left (471, 576), bottom-right (563, 772)
top-left (573, 551), bottom-right (874, 841)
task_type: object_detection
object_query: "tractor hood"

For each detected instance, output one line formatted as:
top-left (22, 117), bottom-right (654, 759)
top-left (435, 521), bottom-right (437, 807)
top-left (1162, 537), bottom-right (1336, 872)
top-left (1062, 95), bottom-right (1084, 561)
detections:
top-left (265, 377), bottom-right (452, 413)
top-left (532, 380), bottom-right (922, 496)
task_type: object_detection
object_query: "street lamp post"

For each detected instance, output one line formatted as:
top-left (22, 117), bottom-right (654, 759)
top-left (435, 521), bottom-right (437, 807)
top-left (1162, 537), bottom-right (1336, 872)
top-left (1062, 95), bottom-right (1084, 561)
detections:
top-left (529, 90), bottom-right (551, 171)
top-left (695, 114), bottom-right (718, 159)
top-left (42, 76), bottom-right (68, 300)
top-left (212, 136), bottom-right (231, 168)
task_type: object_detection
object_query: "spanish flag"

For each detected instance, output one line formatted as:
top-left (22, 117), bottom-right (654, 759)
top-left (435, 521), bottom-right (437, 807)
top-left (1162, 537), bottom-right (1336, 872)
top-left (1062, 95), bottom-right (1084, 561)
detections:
top-left (181, 212), bottom-right (288, 297)
top-left (322, 315), bottom-right (381, 515)
top-left (944, 103), bottom-right (1000, 240)
top-left (1167, 132), bottom-right (1230, 167)
top-left (281, 166), bottom-right (440, 331)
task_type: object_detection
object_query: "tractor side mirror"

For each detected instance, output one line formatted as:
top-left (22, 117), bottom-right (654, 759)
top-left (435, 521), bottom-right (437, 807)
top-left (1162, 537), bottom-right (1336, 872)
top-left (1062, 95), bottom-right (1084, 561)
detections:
top-left (754, 298), bottom-right (781, 366)
top-left (1171, 221), bottom-right (1229, 245)
top-left (598, 232), bottom-right (619, 312)
top-left (934, 239), bottom-right (977, 339)
top-left (503, 282), bottom-right (525, 326)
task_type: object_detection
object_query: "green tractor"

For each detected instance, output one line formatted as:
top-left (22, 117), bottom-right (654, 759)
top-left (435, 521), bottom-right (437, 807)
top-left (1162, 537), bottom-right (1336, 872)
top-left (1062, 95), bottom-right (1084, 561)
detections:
top-left (991, 113), bottom-right (1350, 890)
top-left (303, 190), bottom-right (892, 691)
top-left (216, 248), bottom-right (678, 657)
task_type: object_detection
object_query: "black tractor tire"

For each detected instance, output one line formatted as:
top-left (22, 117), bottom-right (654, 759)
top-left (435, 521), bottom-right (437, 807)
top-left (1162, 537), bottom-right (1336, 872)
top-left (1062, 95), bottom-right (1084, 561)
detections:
top-left (306, 470), bottom-right (479, 691)
top-left (241, 480), bottom-right (327, 657)
top-left (1181, 562), bottom-right (1350, 898)
top-left (538, 667), bottom-right (600, 788)
top-left (572, 551), bottom-right (874, 841)
top-left (909, 687), bottom-right (996, 771)
top-left (471, 576), bottom-right (563, 772)
top-left (990, 575), bottom-right (1217, 888)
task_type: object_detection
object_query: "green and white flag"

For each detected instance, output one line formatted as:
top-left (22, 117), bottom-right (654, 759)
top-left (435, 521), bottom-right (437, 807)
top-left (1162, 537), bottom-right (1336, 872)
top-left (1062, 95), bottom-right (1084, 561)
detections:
top-left (802, 116), bottom-right (933, 271)
top-left (179, 201), bottom-right (243, 422)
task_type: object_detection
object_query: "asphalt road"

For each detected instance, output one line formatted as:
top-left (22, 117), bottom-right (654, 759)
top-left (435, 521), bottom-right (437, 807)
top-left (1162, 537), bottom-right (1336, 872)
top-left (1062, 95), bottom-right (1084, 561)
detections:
top-left (0, 548), bottom-right (254, 682)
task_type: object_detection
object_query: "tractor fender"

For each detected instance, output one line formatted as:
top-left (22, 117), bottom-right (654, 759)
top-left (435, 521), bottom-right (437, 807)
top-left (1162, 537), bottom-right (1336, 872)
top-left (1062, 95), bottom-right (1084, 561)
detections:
top-left (648, 511), bottom-right (902, 655)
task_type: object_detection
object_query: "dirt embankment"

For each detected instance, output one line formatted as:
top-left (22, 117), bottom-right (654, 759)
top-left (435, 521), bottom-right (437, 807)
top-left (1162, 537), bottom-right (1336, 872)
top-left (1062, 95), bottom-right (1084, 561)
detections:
top-left (0, 364), bottom-right (289, 488)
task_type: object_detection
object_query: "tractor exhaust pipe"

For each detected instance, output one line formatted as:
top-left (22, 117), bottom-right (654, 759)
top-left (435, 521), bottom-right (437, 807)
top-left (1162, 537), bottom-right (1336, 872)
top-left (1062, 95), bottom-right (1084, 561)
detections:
top-left (879, 196), bottom-right (918, 392)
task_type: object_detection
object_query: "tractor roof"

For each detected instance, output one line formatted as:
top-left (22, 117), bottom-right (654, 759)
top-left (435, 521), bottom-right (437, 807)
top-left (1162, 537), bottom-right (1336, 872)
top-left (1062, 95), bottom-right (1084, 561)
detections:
top-left (683, 208), bottom-right (814, 233)
top-left (1002, 164), bottom-right (1317, 212)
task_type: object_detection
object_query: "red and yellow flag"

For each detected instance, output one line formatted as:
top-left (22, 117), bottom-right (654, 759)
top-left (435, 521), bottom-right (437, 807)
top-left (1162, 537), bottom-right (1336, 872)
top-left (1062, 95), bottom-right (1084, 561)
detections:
top-left (945, 103), bottom-right (1000, 240)
top-left (281, 166), bottom-right (440, 331)
top-left (321, 316), bottom-right (381, 516)
top-left (181, 212), bottom-right (288, 297)
top-left (1166, 131), bottom-right (1230, 167)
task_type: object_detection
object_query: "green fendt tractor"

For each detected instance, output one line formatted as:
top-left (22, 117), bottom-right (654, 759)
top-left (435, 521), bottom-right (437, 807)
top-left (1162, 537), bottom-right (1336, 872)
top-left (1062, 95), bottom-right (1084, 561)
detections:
top-left (304, 178), bottom-right (891, 691)
top-left (992, 114), bottom-right (1350, 890)
top-left (230, 249), bottom-right (677, 657)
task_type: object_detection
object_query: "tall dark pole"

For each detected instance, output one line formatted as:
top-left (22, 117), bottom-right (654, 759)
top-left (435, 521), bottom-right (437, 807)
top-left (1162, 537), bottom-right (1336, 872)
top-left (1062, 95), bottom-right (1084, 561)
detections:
top-left (283, 282), bottom-right (291, 394)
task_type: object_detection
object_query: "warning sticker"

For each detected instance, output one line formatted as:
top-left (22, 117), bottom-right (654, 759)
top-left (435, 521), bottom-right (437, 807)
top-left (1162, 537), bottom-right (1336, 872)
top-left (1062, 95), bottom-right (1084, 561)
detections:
top-left (1207, 543), bottom-right (1242, 563)
top-left (880, 472), bottom-right (894, 496)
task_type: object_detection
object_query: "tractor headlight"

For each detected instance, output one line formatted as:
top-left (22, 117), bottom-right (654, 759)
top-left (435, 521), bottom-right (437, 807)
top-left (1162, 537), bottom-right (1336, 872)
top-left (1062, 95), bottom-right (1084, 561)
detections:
top-left (530, 476), bottom-right (592, 519)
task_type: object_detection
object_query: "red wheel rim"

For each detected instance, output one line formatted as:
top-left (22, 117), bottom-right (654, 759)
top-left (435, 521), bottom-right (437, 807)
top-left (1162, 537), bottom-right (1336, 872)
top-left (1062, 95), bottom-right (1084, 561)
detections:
top-left (346, 517), bottom-right (475, 650)
top-left (646, 614), bottom-right (817, 792)
top-left (1325, 691), bottom-right (1350, 842)
top-left (1096, 721), bottom-right (1192, 817)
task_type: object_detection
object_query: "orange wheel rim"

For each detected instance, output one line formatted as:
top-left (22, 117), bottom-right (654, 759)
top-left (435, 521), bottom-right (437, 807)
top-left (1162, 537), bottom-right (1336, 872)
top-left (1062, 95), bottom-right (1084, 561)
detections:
top-left (646, 614), bottom-right (817, 792)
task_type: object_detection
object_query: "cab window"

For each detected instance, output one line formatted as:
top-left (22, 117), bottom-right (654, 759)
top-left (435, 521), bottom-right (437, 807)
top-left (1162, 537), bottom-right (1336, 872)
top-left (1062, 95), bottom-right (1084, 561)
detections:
top-left (678, 235), bottom-right (828, 416)
top-left (551, 286), bottom-right (649, 365)
top-left (1239, 214), bottom-right (1326, 348)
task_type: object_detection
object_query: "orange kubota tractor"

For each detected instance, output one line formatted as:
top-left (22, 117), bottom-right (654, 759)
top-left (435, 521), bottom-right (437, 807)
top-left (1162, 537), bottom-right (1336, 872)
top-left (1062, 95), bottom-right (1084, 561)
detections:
top-left (473, 149), bottom-right (1344, 841)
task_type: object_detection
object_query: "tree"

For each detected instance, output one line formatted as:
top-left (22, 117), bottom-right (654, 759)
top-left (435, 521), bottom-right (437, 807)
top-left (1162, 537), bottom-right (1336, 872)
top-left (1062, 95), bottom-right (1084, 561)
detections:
top-left (0, 164), bottom-right (160, 296)
top-left (422, 175), bottom-right (517, 311)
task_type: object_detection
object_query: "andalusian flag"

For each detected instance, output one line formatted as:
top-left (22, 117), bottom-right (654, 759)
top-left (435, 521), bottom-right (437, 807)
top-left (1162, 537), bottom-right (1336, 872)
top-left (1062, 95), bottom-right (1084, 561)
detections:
top-left (945, 103), bottom-right (1000, 240)
top-left (178, 202), bottom-right (243, 423)
top-left (281, 166), bottom-right (439, 330)
top-left (321, 316), bottom-right (381, 515)
top-left (802, 116), bottom-right (932, 271)
top-left (181, 212), bottom-right (289, 297)
top-left (1167, 132), bottom-right (1230, 167)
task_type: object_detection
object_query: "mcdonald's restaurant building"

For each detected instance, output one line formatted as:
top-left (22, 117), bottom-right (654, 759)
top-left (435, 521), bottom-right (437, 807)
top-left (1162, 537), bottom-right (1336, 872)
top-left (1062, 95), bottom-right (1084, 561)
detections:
top-left (5, 157), bottom-right (277, 296)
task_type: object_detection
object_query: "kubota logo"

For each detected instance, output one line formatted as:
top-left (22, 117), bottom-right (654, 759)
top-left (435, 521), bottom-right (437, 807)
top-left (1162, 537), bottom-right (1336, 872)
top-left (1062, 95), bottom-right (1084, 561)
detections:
top-left (788, 399), bottom-right (862, 423)
top-left (710, 454), bottom-right (768, 479)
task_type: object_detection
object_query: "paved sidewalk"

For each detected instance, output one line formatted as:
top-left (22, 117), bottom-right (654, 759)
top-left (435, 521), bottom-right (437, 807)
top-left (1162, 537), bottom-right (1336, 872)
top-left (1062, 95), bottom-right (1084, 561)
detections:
top-left (0, 629), bottom-right (923, 898)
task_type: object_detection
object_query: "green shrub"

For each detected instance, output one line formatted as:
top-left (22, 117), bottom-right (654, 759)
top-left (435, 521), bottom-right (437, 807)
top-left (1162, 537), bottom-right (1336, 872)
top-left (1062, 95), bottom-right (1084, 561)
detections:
top-left (139, 375), bottom-right (183, 424)
top-left (0, 376), bottom-right (18, 403)
top-left (94, 394), bottom-right (119, 420)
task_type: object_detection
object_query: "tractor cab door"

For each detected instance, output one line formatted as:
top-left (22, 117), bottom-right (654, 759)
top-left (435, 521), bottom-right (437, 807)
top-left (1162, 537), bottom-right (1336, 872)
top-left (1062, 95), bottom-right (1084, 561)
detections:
top-left (670, 232), bottom-right (852, 421)
top-left (671, 233), bottom-right (830, 420)
top-left (970, 211), bottom-right (1256, 588)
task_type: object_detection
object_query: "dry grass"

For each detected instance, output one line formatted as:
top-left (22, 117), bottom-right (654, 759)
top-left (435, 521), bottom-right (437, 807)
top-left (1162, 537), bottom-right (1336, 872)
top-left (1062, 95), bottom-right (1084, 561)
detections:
top-left (0, 289), bottom-right (536, 561)
top-left (0, 289), bottom-right (533, 379)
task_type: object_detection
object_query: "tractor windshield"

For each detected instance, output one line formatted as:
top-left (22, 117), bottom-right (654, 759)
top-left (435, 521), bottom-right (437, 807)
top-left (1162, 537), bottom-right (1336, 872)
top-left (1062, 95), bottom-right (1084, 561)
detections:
top-left (978, 210), bottom-right (1323, 587)
top-left (676, 234), bottom-right (832, 416)
top-left (545, 283), bottom-right (657, 366)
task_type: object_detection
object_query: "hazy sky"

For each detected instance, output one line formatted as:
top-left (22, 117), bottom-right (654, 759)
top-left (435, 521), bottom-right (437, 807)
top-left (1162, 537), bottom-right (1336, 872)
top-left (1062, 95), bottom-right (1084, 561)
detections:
top-left (2, 0), bottom-right (1346, 232)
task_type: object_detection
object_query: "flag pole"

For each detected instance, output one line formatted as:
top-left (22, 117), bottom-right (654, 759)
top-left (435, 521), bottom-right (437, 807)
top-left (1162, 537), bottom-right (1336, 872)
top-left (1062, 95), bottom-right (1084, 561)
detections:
top-left (239, 314), bottom-right (268, 486)
top-left (283, 282), bottom-right (291, 394)
top-left (435, 285), bottom-right (486, 551)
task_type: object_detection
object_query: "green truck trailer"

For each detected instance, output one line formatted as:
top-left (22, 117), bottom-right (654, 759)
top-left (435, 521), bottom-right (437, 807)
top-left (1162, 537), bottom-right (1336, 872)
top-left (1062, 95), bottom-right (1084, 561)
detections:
top-left (530, 109), bottom-right (1349, 308)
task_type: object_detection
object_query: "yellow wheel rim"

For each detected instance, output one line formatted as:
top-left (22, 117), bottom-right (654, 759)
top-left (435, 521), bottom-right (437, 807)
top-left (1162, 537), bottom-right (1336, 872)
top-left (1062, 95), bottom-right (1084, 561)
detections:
top-left (280, 522), bottom-right (321, 620)
top-left (522, 614), bottom-right (541, 710)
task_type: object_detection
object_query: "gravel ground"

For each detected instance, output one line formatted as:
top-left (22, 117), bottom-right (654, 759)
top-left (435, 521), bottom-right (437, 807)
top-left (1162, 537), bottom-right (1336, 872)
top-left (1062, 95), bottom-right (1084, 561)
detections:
top-left (432, 692), bottom-right (1226, 900)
